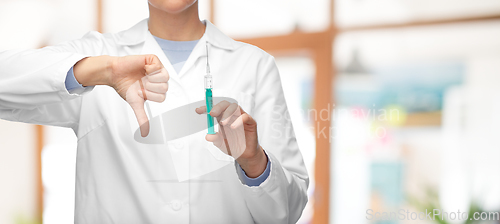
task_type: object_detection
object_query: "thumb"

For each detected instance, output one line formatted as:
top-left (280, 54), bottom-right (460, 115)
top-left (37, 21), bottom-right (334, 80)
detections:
top-left (131, 103), bottom-right (149, 137)
top-left (126, 80), bottom-right (150, 137)
top-left (131, 100), bottom-right (150, 137)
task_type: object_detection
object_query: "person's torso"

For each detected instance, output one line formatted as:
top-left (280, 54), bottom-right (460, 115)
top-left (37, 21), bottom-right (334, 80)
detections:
top-left (72, 20), bottom-right (269, 224)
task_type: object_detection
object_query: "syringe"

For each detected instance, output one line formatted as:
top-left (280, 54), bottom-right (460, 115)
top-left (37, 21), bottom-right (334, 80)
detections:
top-left (205, 42), bottom-right (215, 134)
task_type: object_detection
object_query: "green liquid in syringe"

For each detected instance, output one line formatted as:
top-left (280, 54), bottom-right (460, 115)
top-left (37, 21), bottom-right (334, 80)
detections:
top-left (205, 88), bottom-right (215, 134)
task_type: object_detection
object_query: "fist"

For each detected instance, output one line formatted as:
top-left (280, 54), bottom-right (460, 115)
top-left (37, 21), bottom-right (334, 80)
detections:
top-left (110, 54), bottom-right (169, 137)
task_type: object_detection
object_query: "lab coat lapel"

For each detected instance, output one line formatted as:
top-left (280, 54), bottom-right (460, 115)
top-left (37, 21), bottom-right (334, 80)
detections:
top-left (176, 35), bottom-right (207, 78)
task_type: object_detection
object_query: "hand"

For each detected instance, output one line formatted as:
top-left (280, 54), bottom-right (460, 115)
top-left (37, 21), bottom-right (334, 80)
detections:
top-left (110, 55), bottom-right (169, 137)
top-left (195, 101), bottom-right (268, 178)
top-left (74, 55), bottom-right (169, 137)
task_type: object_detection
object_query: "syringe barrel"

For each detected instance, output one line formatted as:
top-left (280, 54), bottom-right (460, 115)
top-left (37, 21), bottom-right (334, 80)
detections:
top-left (205, 88), bottom-right (215, 134)
top-left (204, 75), bottom-right (213, 89)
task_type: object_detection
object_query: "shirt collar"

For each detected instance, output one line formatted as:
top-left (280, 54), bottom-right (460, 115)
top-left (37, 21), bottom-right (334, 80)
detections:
top-left (116, 19), bottom-right (238, 51)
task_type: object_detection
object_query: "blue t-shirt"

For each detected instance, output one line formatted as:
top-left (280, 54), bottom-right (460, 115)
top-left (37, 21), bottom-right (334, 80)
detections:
top-left (153, 36), bottom-right (198, 74)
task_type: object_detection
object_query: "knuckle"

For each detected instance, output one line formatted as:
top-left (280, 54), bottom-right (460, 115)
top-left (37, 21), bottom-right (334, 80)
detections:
top-left (149, 54), bottom-right (160, 62)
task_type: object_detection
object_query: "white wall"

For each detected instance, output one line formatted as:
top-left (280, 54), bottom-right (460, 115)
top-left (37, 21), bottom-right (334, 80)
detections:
top-left (0, 120), bottom-right (36, 224)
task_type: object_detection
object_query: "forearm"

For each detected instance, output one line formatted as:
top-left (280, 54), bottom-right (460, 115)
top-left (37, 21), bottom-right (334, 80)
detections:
top-left (0, 48), bottom-right (88, 127)
top-left (73, 55), bottom-right (115, 87)
top-left (0, 48), bottom-right (88, 110)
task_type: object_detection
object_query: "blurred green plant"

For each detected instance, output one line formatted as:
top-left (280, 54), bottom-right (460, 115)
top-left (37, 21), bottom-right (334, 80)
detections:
top-left (407, 187), bottom-right (489, 224)
top-left (14, 214), bottom-right (41, 224)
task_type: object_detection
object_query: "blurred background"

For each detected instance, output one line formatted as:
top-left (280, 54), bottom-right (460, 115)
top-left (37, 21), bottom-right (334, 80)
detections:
top-left (1, 0), bottom-right (500, 223)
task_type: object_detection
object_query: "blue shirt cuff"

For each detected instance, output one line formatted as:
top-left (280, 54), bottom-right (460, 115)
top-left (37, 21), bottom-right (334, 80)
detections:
top-left (65, 66), bottom-right (85, 91)
top-left (237, 152), bottom-right (271, 187)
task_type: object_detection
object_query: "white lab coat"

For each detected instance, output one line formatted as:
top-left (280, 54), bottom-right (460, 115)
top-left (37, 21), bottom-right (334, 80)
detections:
top-left (0, 19), bottom-right (308, 224)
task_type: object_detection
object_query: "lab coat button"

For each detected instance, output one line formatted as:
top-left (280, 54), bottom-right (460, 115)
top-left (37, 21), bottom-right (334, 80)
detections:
top-left (171, 200), bottom-right (182, 211)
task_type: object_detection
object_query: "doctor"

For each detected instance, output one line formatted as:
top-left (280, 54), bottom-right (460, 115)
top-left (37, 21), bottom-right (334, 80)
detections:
top-left (0, 0), bottom-right (308, 223)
